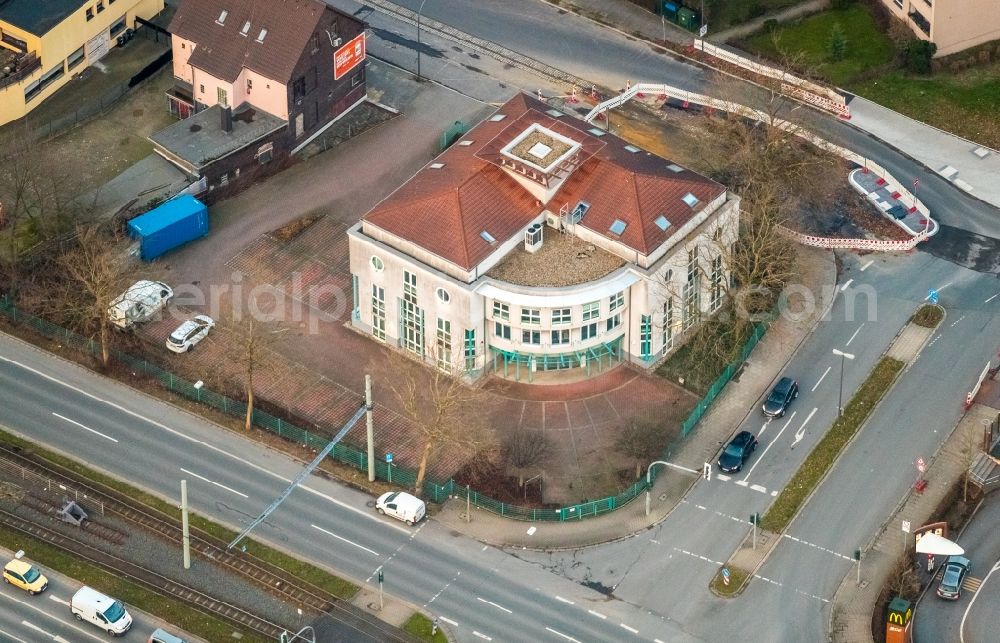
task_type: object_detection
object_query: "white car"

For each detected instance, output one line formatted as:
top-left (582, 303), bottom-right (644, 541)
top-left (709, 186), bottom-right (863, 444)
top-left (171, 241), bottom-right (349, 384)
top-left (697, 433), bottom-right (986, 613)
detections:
top-left (166, 315), bottom-right (215, 353)
top-left (375, 491), bottom-right (426, 525)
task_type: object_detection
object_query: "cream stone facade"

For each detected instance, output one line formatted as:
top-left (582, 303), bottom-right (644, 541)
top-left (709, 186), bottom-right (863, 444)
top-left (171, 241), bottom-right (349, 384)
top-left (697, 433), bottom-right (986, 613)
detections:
top-left (878, 0), bottom-right (1000, 56)
top-left (0, 0), bottom-right (165, 126)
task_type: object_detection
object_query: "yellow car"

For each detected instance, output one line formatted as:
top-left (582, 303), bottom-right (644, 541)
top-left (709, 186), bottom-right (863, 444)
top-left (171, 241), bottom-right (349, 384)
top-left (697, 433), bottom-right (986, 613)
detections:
top-left (3, 555), bottom-right (48, 595)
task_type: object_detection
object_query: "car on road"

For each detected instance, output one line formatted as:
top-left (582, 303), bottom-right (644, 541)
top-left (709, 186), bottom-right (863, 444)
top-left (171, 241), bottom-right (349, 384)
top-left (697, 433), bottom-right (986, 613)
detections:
top-left (70, 586), bottom-right (132, 636)
top-left (2, 551), bottom-right (48, 595)
top-left (149, 627), bottom-right (187, 643)
top-left (375, 491), bottom-right (426, 525)
top-left (166, 315), bottom-right (215, 353)
top-left (936, 556), bottom-right (971, 600)
top-left (718, 431), bottom-right (759, 473)
top-left (762, 377), bottom-right (799, 418)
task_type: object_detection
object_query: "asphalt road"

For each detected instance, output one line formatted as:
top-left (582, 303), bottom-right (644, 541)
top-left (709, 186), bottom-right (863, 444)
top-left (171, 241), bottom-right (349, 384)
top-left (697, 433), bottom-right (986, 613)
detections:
top-left (0, 333), bottom-right (693, 643)
top-left (0, 547), bottom-right (178, 643)
top-left (914, 493), bottom-right (1000, 643)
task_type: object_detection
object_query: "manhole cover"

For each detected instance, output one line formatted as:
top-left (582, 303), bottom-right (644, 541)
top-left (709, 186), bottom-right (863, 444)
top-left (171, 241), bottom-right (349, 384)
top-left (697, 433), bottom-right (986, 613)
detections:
top-left (365, 500), bottom-right (376, 508)
top-left (658, 493), bottom-right (668, 502)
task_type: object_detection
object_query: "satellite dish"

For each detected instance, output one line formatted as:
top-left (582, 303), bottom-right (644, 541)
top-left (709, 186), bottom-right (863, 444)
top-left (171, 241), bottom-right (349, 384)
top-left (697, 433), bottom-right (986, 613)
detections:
top-left (914, 532), bottom-right (964, 556)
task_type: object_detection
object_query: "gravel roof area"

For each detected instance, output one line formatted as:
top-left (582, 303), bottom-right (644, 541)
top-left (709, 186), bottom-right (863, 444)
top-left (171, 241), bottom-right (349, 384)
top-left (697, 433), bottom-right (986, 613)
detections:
top-left (0, 472), bottom-right (309, 633)
top-left (486, 230), bottom-right (625, 287)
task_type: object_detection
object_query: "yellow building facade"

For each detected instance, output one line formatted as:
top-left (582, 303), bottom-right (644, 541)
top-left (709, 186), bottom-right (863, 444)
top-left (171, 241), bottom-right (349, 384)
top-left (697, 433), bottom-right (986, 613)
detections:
top-left (877, 0), bottom-right (1000, 57)
top-left (0, 0), bottom-right (164, 126)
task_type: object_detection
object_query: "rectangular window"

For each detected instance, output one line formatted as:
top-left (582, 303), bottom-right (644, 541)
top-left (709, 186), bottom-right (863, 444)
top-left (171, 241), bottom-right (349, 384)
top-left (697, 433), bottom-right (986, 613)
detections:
top-left (582, 301), bottom-right (600, 321)
top-left (399, 298), bottom-right (424, 355)
top-left (606, 313), bottom-right (621, 332)
top-left (217, 87), bottom-right (228, 107)
top-left (464, 329), bottom-right (476, 370)
top-left (86, 7), bottom-right (94, 20)
top-left (551, 329), bottom-right (570, 345)
top-left (255, 142), bottom-right (273, 164)
top-left (24, 63), bottom-right (65, 103)
top-left (552, 308), bottom-right (571, 325)
top-left (640, 315), bottom-right (652, 359)
top-left (581, 322), bottom-right (598, 341)
top-left (67, 46), bottom-right (85, 70)
top-left (609, 291), bottom-right (624, 312)
top-left (312, 35), bottom-right (320, 53)
top-left (710, 255), bottom-right (723, 312)
top-left (199, 84), bottom-right (205, 94)
top-left (403, 270), bottom-right (417, 303)
top-left (662, 298), bottom-right (674, 353)
top-left (246, 78), bottom-right (253, 93)
top-left (522, 329), bottom-right (541, 345)
top-left (371, 285), bottom-right (386, 341)
top-left (436, 319), bottom-right (452, 371)
top-left (351, 274), bottom-right (359, 318)
top-left (292, 76), bottom-right (306, 102)
top-left (352, 72), bottom-right (362, 87)
top-left (96, 1), bottom-right (104, 13)
top-left (492, 301), bottom-right (509, 321)
top-left (682, 281), bottom-right (700, 331)
top-left (687, 247), bottom-right (699, 284)
top-left (494, 322), bottom-right (511, 340)
top-left (110, 16), bottom-right (126, 37)
top-left (521, 308), bottom-right (540, 325)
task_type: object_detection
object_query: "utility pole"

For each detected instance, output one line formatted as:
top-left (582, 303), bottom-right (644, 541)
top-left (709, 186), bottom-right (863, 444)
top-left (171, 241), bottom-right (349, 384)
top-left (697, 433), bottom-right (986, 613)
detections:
top-left (366, 374), bottom-right (375, 482)
top-left (377, 570), bottom-right (384, 610)
top-left (181, 480), bottom-right (191, 570)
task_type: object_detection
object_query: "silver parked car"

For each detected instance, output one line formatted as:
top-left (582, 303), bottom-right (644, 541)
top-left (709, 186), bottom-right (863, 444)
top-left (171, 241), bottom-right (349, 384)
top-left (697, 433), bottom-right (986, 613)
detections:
top-left (165, 315), bottom-right (215, 353)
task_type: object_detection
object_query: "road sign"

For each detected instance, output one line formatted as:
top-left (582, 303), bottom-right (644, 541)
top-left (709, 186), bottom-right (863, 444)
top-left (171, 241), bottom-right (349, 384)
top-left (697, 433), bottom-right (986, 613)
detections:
top-left (928, 289), bottom-right (939, 304)
top-left (916, 457), bottom-right (926, 473)
top-left (721, 567), bottom-right (730, 586)
top-left (385, 453), bottom-right (393, 463)
top-left (699, 24), bottom-right (708, 38)
top-left (902, 521), bottom-right (911, 533)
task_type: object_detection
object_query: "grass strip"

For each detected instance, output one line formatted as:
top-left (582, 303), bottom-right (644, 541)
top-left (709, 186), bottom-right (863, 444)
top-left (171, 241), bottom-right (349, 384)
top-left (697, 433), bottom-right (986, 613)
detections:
top-left (910, 304), bottom-right (944, 329)
top-left (761, 357), bottom-right (904, 532)
top-left (0, 427), bottom-right (358, 599)
top-left (402, 612), bottom-right (450, 642)
top-left (0, 523), bottom-right (269, 643)
top-left (709, 566), bottom-right (750, 597)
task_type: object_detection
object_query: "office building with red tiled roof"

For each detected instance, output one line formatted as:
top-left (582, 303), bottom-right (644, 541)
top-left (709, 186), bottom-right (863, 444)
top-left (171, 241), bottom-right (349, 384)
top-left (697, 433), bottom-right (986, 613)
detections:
top-left (348, 93), bottom-right (740, 382)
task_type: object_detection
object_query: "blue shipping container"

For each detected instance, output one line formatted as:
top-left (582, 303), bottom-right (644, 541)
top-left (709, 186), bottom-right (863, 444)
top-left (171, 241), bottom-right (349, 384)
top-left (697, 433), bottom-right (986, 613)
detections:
top-left (128, 195), bottom-right (209, 261)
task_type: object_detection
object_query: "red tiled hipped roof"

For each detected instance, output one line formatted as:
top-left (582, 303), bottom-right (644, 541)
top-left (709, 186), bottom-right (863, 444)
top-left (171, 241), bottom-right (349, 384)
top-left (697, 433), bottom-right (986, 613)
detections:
top-left (170, 0), bottom-right (326, 83)
top-left (363, 93), bottom-right (726, 270)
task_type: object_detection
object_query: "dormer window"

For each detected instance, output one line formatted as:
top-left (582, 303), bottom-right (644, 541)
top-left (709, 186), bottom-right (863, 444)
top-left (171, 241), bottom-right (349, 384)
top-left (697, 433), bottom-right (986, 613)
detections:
top-left (216, 10), bottom-right (228, 24)
top-left (256, 28), bottom-right (268, 43)
top-left (240, 21), bottom-right (251, 36)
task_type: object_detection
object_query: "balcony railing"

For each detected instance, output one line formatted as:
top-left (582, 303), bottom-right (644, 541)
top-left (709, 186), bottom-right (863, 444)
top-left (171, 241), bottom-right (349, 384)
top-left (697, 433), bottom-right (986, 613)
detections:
top-left (0, 52), bottom-right (41, 91)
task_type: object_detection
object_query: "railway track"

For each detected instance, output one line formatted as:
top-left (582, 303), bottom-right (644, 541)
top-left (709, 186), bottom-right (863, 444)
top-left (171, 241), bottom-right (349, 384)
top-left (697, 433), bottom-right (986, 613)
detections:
top-left (0, 507), bottom-right (288, 639)
top-left (0, 445), bottom-right (417, 642)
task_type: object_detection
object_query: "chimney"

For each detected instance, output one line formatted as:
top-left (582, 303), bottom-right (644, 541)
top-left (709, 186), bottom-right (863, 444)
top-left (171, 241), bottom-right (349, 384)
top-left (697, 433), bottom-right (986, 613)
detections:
top-left (221, 106), bottom-right (233, 133)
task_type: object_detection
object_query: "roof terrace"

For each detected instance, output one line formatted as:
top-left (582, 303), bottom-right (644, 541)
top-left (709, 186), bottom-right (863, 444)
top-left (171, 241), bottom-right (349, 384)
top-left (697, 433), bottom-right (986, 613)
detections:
top-left (486, 229), bottom-right (625, 287)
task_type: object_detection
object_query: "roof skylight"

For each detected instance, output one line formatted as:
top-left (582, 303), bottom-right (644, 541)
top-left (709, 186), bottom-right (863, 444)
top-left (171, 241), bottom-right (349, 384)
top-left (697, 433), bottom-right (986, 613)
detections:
top-left (489, 114), bottom-right (507, 122)
top-left (458, 140), bottom-right (474, 146)
top-left (255, 28), bottom-right (268, 43)
top-left (654, 215), bottom-right (671, 231)
top-left (429, 162), bottom-right (445, 169)
top-left (587, 128), bottom-right (607, 137)
top-left (216, 10), bottom-right (228, 24)
top-left (545, 109), bottom-right (564, 118)
top-left (682, 193), bottom-right (700, 208)
top-left (480, 231), bottom-right (497, 245)
top-left (240, 21), bottom-right (251, 36)
top-left (624, 145), bottom-right (641, 153)
top-left (609, 219), bottom-right (627, 236)
top-left (667, 163), bottom-right (684, 173)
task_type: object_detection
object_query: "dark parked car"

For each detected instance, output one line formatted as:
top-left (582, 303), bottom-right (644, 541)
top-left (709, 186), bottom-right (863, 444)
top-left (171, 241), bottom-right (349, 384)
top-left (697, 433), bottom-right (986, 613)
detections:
top-left (762, 377), bottom-right (799, 418)
top-left (718, 431), bottom-right (759, 473)
top-left (936, 556), bottom-right (970, 600)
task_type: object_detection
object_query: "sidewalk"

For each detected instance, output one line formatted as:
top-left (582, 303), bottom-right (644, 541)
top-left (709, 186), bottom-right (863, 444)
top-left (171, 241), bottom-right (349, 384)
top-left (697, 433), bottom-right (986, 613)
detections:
top-left (435, 246), bottom-right (837, 548)
top-left (551, 0), bottom-right (1000, 211)
top-left (829, 402), bottom-right (997, 643)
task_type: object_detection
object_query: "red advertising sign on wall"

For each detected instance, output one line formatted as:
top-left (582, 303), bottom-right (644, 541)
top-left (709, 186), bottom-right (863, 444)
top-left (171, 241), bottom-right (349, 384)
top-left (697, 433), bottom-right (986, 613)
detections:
top-left (334, 33), bottom-right (366, 80)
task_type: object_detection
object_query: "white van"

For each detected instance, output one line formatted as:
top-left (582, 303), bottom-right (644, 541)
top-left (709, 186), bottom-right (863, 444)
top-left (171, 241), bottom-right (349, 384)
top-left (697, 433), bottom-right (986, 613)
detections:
top-left (70, 586), bottom-right (133, 636)
top-left (108, 280), bottom-right (173, 329)
top-left (375, 491), bottom-right (426, 525)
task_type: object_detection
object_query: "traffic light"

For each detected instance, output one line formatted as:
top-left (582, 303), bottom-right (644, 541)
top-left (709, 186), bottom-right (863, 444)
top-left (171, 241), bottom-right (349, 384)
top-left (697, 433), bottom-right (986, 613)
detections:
top-left (378, 571), bottom-right (384, 584)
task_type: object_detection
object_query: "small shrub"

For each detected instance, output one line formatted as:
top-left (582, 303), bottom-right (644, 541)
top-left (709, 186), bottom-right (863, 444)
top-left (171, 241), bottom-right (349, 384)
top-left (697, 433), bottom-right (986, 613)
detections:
top-left (827, 22), bottom-right (848, 61)
top-left (903, 38), bottom-right (937, 74)
top-left (910, 304), bottom-right (943, 328)
top-left (763, 18), bottom-right (779, 33)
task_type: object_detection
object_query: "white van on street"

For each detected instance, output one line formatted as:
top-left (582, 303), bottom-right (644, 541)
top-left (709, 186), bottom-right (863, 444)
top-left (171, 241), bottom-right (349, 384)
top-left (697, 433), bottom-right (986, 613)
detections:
top-left (108, 280), bottom-right (173, 329)
top-left (375, 491), bottom-right (426, 525)
top-left (70, 586), bottom-right (133, 636)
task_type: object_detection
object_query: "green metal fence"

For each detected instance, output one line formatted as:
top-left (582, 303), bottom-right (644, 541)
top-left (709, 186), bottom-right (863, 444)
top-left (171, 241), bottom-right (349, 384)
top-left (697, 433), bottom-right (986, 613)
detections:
top-left (0, 297), bottom-right (767, 521)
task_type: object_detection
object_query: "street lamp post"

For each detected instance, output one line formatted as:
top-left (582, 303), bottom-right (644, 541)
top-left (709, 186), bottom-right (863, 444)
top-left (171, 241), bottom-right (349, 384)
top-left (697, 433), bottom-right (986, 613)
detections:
top-left (645, 460), bottom-right (702, 515)
top-left (416, 0), bottom-right (428, 82)
top-left (832, 349), bottom-right (856, 417)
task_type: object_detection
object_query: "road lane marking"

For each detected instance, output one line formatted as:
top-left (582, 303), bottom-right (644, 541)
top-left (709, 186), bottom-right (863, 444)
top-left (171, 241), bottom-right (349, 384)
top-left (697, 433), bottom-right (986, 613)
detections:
top-left (476, 597), bottom-right (512, 614)
top-left (473, 632), bottom-right (492, 640)
top-left (47, 595), bottom-right (70, 607)
top-left (812, 366), bottom-right (831, 392)
top-left (742, 411), bottom-right (796, 480)
top-left (0, 592), bottom-right (103, 642)
top-left (860, 260), bottom-right (873, 271)
top-left (545, 627), bottom-right (581, 643)
top-left (840, 279), bottom-right (853, 292)
top-left (672, 547), bottom-right (725, 566)
top-left (621, 623), bottom-right (639, 634)
top-left (588, 609), bottom-right (606, 619)
top-left (0, 356), bottom-right (412, 535)
top-left (750, 484), bottom-right (767, 493)
top-left (782, 534), bottom-right (852, 561)
top-left (790, 408), bottom-right (818, 450)
top-left (961, 561), bottom-right (1000, 643)
top-left (715, 474), bottom-right (730, 481)
top-left (985, 293), bottom-right (1000, 303)
top-left (734, 480), bottom-right (748, 487)
top-left (439, 616), bottom-right (458, 626)
top-left (180, 468), bottom-right (248, 498)
top-left (311, 524), bottom-right (379, 556)
top-left (951, 315), bottom-right (966, 327)
top-left (0, 626), bottom-right (29, 643)
top-left (555, 596), bottom-right (574, 605)
top-left (845, 323), bottom-right (864, 347)
top-left (51, 413), bottom-right (118, 443)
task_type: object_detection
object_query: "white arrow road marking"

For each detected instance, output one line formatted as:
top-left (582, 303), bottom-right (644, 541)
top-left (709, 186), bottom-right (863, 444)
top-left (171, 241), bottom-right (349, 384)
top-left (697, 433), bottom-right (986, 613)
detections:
top-left (812, 366), bottom-right (831, 392)
top-left (51, 412), bottom-right (118, 443)
top-left (180, 468), bottom-right (248, 498)
top-left (476, 597), bottom-right (512, 614)
top-left (311, 524), bottom-right (379, 556)
top-left (742, 411), bottom-right (796, 481)
top-left (545, 627), bottom-right (581, 643)
top-left (845, 323), bottom-right (864, 347)
top-left (791, 408), bottom-right (818, 449)
top-left (757, 419), bottom-right (771, 436)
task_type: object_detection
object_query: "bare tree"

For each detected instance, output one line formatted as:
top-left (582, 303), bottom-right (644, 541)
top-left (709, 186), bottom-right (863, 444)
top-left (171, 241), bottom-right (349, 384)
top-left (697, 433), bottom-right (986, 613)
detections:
top-left (229, 314), bottom-right (284, 432)
top-left (58, 225), bottom-right (129, 367)
top-left (371, 348), bottom-right (496, 497)
top-left (504, 429), bottom-right (552, 488)
top-left (615, 416), bottom-right (671, 480)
